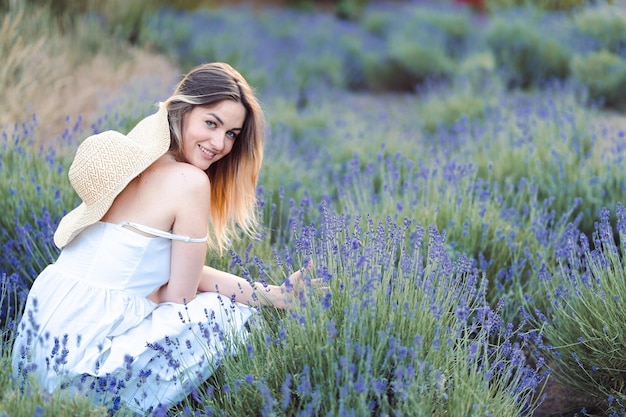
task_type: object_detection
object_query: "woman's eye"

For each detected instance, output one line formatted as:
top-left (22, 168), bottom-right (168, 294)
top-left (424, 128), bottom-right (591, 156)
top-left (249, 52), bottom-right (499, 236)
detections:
top-left (226, 131), bottom-right (237, 139)
top-left (206, 120), bottom-right (216, 128)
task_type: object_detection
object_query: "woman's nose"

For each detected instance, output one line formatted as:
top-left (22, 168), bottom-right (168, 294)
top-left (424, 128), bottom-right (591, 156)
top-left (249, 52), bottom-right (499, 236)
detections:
top-left (209, 132), bottom-right (225, 151)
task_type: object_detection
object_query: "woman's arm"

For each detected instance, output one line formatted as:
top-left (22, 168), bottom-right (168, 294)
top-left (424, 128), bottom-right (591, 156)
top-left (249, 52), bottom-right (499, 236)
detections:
top-left (145, 162), bottom-right (318, 307)
top-left (197, 265), bottom-right (305, 310)
top-left (148, 163), bottom-right (211, 305)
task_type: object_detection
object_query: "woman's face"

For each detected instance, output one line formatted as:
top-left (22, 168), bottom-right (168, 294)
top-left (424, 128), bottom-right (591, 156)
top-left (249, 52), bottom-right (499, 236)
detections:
top-left (181, 100), bottom-right (246, 170)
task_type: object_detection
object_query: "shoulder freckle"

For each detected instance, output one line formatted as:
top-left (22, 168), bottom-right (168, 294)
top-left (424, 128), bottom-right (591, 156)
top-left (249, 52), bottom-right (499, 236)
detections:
top-left (171, 163), bottom-right (210, 192)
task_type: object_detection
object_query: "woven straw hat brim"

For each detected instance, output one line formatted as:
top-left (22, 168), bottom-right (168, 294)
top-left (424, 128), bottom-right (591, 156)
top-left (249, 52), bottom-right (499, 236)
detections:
top-left (53, 103), bottom-right (170, 248)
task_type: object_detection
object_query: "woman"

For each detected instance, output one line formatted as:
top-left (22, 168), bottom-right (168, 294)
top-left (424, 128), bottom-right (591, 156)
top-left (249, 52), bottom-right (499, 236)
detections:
top-left (12, 62), bottom-right (308, 413)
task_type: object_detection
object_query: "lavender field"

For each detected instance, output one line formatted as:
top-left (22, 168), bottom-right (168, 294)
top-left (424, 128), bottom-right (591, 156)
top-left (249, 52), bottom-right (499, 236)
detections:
top-left (2, 0), bottom-right (626, 415)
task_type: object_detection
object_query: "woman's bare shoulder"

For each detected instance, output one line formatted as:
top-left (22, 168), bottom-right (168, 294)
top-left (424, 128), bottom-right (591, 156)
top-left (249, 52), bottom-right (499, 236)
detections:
top-left (151, 157), bottom-right (211, 233)
top-left (151, 156), bottom-right (210, 194)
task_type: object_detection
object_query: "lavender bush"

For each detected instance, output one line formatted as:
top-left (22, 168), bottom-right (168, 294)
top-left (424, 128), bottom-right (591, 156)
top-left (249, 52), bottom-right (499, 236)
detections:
top-left (187, 212), bottom-right (542, 415)
top-left (529, 204), bottom-right (626, 415)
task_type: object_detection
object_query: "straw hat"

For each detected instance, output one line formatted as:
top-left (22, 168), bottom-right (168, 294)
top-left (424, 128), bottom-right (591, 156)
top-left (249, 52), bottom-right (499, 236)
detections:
top-left (53, 103), bottom-right (171, 248)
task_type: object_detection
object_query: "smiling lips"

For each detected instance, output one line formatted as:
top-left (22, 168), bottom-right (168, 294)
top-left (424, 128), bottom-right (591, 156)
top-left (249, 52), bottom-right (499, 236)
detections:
top-left (198, 144), bottom-right (215, 159)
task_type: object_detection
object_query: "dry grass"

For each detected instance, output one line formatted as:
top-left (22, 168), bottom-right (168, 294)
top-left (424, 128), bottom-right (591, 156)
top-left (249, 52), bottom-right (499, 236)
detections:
top-left (0, 6), bottom-right (179, 145)
top-left (15, 48), bottom-right (179, 141)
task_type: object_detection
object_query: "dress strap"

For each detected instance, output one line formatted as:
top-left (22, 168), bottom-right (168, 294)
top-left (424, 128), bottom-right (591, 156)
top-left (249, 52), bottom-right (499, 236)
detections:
top-left (119, 221), bottom-right (208, 243)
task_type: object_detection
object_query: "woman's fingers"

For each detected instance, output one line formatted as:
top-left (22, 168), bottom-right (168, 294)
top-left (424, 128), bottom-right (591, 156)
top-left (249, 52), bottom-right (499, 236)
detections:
top-left (309, 278), bottom-right (326, 287)
top-left (281, 262), bottom-right (331, 309)
top-left (284, 260), bottom-right (313, 288)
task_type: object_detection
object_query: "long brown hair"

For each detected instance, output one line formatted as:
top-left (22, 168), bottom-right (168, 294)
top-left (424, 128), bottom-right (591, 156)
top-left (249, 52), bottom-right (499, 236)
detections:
top-left (164, 62), bottom-right (265, 251)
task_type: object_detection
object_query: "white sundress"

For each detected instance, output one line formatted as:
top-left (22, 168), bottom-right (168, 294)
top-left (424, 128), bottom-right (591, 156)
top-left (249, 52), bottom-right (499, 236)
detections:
top-left (11, 221), bottom-right (255, 414)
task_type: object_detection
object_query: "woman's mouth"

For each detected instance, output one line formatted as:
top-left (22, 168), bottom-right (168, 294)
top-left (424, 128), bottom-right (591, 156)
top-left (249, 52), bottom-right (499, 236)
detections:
top-left (198, 144), bottom-right (215, 159)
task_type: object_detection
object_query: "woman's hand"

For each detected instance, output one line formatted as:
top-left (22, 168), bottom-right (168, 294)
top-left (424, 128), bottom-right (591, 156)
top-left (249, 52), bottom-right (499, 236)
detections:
top-left (198, 261), bottom-right (327, 310)
top-left (280, 260), bottom-right (329, 309)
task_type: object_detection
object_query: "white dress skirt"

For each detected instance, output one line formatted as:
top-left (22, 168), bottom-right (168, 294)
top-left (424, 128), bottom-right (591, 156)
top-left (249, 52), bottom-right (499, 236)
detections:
top-left (11, 221), bottom-right (255, 414)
